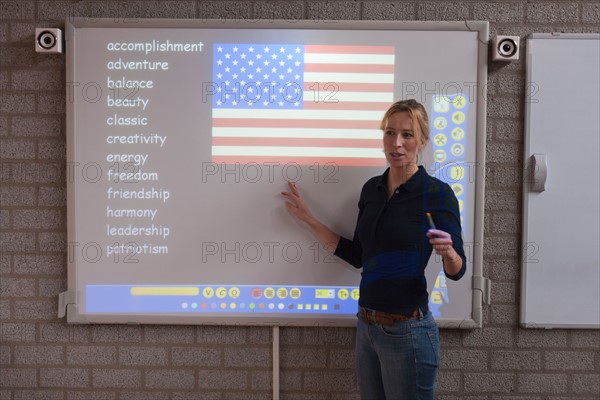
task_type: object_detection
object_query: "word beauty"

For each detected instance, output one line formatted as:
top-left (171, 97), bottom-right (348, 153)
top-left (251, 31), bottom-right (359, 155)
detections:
top-left (107, 96), bottom-right (149, 110)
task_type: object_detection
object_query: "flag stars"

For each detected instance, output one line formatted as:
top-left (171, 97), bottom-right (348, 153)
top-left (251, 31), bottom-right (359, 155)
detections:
top-left (213, 44), bottom-right (304, 109)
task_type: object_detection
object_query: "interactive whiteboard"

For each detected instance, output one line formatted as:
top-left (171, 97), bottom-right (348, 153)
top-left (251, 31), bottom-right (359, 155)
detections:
top-left (61, 19), bottom-right (488, 327)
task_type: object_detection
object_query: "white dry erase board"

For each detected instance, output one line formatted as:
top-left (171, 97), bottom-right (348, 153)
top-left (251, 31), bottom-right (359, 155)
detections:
top-left (61, 19), bottom-right (488, 327)
top-left (522, 33), bottom-right (600, 329)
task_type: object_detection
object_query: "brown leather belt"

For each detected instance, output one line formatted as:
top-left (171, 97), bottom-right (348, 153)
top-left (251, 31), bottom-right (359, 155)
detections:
top-left (358, 307), bottom-right (420, 326)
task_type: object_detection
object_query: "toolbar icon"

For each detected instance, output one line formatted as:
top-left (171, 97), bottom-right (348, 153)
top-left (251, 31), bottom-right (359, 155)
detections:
top-left (202, 287), bottom-right (214, 299)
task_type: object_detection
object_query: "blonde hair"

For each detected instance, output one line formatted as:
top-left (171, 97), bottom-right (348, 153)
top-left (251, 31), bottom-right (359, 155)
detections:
top-left (380, 99), bottom-right (430, 146)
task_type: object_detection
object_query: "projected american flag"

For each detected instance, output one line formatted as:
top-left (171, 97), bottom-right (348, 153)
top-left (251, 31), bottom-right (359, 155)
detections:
top-left (211, 44), bottom-right (395, 166)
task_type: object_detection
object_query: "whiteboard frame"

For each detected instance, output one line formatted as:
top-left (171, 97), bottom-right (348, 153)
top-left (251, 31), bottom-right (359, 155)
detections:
top-left (521, 33), bottom-right (600, 329)
top-left (62, 18), bottom-right (488, 328)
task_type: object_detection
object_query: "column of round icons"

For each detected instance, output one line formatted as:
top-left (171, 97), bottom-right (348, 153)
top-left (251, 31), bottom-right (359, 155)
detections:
top-left (431, 95), bottom-right (467, 164)
top-left (431, 94), bottom-right (467, 225)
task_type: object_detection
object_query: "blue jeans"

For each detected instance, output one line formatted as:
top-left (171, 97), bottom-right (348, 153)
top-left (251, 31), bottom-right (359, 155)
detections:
top-left (355, 311), bottom-right (440, 400)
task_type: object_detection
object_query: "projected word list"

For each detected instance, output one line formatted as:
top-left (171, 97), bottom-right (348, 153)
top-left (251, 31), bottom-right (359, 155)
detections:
top-left (102, 39), bottom-right (204, 259)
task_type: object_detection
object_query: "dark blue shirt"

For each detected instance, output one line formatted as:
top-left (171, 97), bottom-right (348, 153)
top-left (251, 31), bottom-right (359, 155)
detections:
top-left (334, 166), bottom-right (466, 316)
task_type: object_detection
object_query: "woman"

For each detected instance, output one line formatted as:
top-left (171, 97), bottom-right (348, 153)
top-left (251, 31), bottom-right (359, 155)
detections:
top-left (281, 99), bottom-right (466, 399)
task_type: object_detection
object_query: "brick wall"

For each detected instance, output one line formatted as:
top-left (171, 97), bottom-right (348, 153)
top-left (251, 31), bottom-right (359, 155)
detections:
top-left (1, 1), bottom-right (599, 399)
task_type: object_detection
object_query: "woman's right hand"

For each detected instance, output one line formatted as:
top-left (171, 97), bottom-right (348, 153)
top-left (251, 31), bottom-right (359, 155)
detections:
top-left (280, 181), bottom-right (315, 225)
top-left (280, 181), bottom-right (341, 253)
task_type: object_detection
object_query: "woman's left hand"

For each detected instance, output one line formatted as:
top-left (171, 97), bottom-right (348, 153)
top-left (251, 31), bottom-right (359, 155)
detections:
top-left (426, 229), bottom-right (456, 259)
top-left (427, 229), bottom-right (463, 276)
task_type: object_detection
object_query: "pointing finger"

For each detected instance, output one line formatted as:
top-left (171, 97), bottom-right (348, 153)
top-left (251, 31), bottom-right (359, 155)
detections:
top-left (288, 181), bottom-right (299, 193)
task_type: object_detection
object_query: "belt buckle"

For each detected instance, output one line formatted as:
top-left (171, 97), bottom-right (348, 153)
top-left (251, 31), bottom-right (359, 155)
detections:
top-left (363, 308), bottom-right (376, 324)
top-left (359, 307), bottom-right (372, 324)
